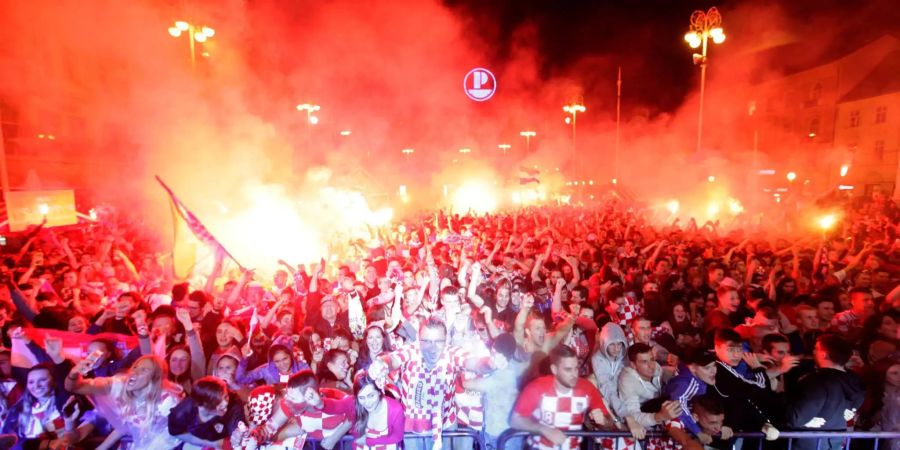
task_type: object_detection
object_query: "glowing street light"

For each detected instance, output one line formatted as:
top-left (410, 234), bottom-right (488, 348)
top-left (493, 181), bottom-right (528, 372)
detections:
top-left (459, 147), bottom-right (471, 154)
top-left (38, 203), bottom-right (49, 217)
top-left (840, 165), bottom-right (849, 177)
top-left (401, 148), bottom-right (414, 162)
top-left (168, 20), bottom-right (215, 67)
top-left (563, 102), bottom-right (585, 195)
top-left (296, 103), bottom-right (320, 151)
top-left (520, 130), bottom-right (536, 153)
top-left (684, 7), bottom-right (725, 154)
top-left (498, 144), bottom-right (511, 157)
top-left (339, 130), bottom-right (352, 136)
top-left (708, 175), bottom-right (716, 183)
top-left (786, 171), bottom-right (797, 182)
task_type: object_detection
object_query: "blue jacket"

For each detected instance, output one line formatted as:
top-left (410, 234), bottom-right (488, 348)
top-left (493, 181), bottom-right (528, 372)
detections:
top-left (236, 356), bottom-right (309, 385)
top-left (663, 364), bottom-right (708, 436)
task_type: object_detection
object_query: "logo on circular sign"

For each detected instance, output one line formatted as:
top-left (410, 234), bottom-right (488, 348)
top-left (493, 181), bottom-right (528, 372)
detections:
top-left (464, 68), bottom-right (497, 102)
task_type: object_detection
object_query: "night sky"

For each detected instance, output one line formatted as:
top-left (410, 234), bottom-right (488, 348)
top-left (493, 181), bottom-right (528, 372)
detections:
top-left (444, 0), bottom-right (900, 116)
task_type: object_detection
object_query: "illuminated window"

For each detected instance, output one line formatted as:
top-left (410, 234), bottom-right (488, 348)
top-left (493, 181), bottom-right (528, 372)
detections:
top-left (875, 106), bottom-right (887, 124)
top-left (874, 140), bottom-right (885, 161)
top-left (849, 110), bottom-right (860, 128)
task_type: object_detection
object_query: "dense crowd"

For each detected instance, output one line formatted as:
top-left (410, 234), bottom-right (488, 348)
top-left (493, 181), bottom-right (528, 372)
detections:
top-left (0, 189), bottom-right (897, 450)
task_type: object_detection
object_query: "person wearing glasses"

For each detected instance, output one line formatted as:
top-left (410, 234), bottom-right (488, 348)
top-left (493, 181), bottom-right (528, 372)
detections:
top-left (368, 317), bottom-right (499, 450)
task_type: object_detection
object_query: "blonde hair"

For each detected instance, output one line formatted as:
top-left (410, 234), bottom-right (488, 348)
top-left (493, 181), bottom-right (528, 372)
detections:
top-left (116, 355), bottom-right (178, 423)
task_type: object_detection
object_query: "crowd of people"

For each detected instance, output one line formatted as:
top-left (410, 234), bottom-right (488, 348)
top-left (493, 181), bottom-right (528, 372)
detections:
top-left (0, 189), bottom-right (897, 450)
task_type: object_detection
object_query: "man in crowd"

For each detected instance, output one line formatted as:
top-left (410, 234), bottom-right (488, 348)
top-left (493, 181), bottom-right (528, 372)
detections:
top-left (786, 335), bottom-right (865, 450)
top-left (618, 343), bottom-right (681, 439)
top-left (511, 345), bottom-right (610, 450)
top-left (369, 317), bottom-right (496, 450)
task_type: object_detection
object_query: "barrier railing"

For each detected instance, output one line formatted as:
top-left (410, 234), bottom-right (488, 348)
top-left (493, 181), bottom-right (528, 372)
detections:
top-left (496, 429), bottom-right (900, 450)
top-left (304, 428), bottom-right (485, 450)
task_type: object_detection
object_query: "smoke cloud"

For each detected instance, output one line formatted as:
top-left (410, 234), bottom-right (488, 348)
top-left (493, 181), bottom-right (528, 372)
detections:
top-left (1, 0), bottom-right (897, 267)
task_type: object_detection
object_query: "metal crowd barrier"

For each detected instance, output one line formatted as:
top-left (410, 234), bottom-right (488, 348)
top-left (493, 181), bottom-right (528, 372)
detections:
top-left (305, 428), bottom-right (486, 450)
top-left (495, 429), bottom-right (900, 450)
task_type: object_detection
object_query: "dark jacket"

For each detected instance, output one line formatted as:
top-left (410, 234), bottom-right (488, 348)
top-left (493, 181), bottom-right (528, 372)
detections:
top-left (168, 392), bottom-right (245, 447)
top-left (786, 368), bottom-right (864, 448)
top-left (786, 367), bottom-right (865, 427)
top-left (714, 360), bottom-right (784, 431)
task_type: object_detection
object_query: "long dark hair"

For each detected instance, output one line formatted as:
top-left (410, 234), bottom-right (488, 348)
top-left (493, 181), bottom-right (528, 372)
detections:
top-left (356, 326), bottom-right (391, 372)
top-left (317, 349), bottom-right (349, 382)
top-left (353, 373), bottom-right (382, 437)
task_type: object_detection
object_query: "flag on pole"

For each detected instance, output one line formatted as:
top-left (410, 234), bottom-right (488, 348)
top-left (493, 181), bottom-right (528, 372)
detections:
top-left (156, 176), bottom-right (243, 281)
top-left (519, 166), bottom-right (540, 185)
top-left (247, 306), bottom-right (260, 343)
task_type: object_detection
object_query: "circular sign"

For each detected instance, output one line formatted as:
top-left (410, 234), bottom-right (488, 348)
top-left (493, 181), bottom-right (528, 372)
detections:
top-left (464, 68), bottom-right (497, 102)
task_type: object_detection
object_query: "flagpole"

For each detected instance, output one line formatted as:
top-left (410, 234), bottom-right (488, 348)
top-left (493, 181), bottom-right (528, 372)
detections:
top-left (154, 175), bottom-right (247, 272)
top-left (615, 66), bottom-right (622, 184)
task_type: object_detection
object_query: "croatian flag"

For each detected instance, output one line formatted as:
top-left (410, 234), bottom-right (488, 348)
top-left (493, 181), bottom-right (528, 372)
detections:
top-left (519, 166), bottom-right (540, 185)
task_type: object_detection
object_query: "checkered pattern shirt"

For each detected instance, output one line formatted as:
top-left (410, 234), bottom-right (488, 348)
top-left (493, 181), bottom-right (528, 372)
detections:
top-left (280, 389), bottom-right (355, 441)
top-left (830, 310), bottom-right (859, 335)
top-left (389, 342), bottom-right (470, 440)
top-left (514, 376), bottom-right (606, 450)
top-left (356, 427), bottom-right (399, 450)
top-left (454, 340), bottom-right (490, 431)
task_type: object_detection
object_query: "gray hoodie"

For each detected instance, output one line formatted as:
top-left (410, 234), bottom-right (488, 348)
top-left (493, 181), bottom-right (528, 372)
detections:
top-left (591, 323), bottom-right (628, 416)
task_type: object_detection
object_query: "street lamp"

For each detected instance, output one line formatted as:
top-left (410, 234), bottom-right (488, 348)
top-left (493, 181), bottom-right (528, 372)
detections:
top-left (296, 103), bottom-right (320, 139)
top-left (498, 144), bottom-right (511, 157)
top-left (786, 171), bottom-right (797, 183)
top-left (168, 21), bottom-right (215, 68)
top-left (519, 130), bottom-right (536, 153)
top-left (563, 103), bottom-right (585, 196)
top-left (684, 7), bottom-right (725, 154)
top-left (401, 148), bottom-right (414, 162)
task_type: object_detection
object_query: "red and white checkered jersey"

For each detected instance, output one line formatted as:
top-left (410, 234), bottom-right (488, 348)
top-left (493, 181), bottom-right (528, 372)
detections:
top-left (355, 426), bottom-right (398, 450)
top-left (280, 388), bottom-right (355, 440)
top-left (389, 341), bottom-right (470, 438)
top-left (454, 340), bottom-right (490, 431)
top-left (514, 375), bottom-right (606, 450)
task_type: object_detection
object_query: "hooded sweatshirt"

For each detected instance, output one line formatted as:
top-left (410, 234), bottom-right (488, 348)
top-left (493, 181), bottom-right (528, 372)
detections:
top-left (591, 323), bottom-right (628, 416)
top-left (663, 364), bottom-right (708, 436)
top-left (618, 364), bottom-right (664, 428)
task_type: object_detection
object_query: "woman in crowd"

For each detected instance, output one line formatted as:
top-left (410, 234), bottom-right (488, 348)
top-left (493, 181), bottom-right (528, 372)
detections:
top-left (1, 364), bottom-right (94, 449)
top-left (64, 355), bottom-right (183, 449)
top-left (318, 349), bottom-right (353, 394)
top-left (355, 325), bottom-right (391, 372)
top-left (212, 348), bottom-right (251, 402)
top-left (235, 338), bottom-right (308, 386)
top-left (167, 308), bottom-right (206, 393)
top-left (206, 319), bottom-right (245, 376)
top-left (352, 374), bottom-right (404, 450)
